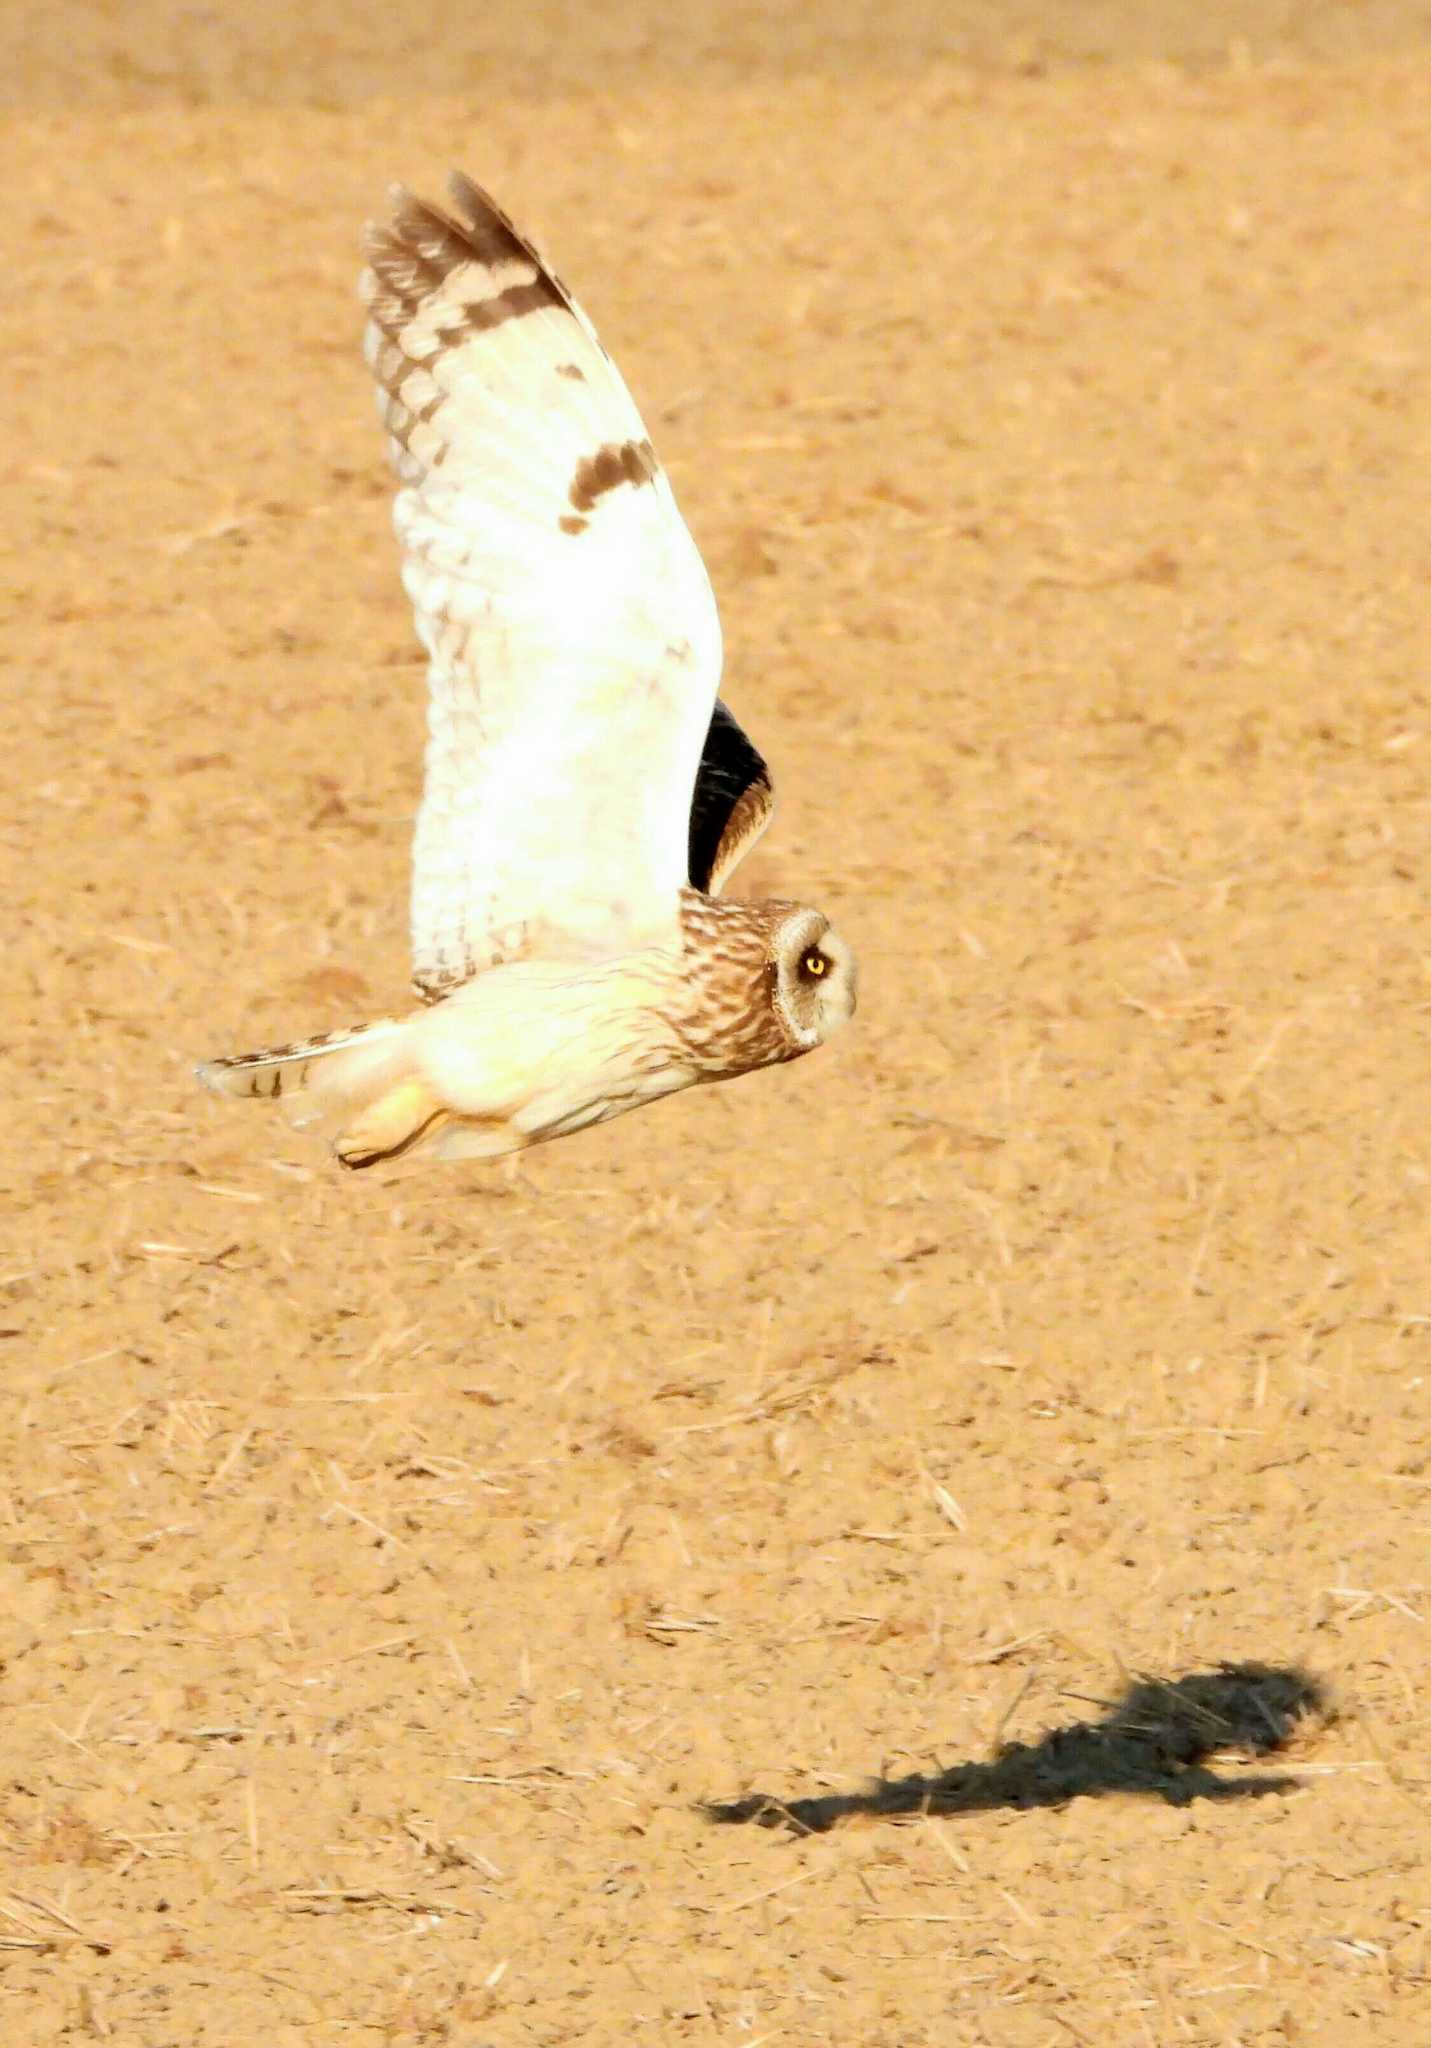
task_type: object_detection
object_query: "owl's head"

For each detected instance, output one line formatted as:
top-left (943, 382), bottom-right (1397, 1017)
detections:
top-left (769, 907), bottom-right (858, 1051)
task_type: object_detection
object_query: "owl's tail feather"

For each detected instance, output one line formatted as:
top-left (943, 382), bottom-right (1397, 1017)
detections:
top-left (196, 1016), bottom-right (453, 1170)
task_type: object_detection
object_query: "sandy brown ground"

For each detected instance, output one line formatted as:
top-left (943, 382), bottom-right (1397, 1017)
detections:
top-left (4, 7), bottom-right (1431, 2043)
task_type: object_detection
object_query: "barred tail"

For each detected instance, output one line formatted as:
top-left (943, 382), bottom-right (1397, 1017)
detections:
top-left (195, 1016), bottom-right (452, 1169)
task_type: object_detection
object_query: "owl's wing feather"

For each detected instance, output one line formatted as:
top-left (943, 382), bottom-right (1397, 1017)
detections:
top-left (689, 702), bottom-right (775, 895)
top-left (362, 174), bottom-right (723, 999)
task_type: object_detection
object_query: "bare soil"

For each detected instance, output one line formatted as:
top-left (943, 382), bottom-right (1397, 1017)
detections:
top-left (3, 8), bottom-right (1430, 2042)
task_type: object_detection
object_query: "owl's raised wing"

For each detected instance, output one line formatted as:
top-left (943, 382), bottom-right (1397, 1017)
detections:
top-left (689, 702), bottom-right (775, 896)
top-left (362, 174), bottom-right (723, 1000)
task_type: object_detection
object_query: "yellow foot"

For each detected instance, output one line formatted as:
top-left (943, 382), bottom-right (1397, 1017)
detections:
top-left (335, 1079), bottom-right (449, 1169)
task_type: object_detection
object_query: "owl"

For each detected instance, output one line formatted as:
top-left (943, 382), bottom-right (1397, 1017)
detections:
top-left (197, 174), bottom-right (856, 1167)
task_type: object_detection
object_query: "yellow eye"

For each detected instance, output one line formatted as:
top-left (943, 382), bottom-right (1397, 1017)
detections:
top-left (802, 950), bottom-right (828, 979)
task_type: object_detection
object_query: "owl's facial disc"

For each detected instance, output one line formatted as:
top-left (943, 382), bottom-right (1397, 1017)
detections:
top-left (772, 910), bottom-right (858, 1050)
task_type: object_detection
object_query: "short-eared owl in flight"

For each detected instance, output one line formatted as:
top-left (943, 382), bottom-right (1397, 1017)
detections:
top-left (198, 175), bottom-right (856, 1167)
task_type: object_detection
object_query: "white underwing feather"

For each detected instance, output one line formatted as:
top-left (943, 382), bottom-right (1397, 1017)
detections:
top-left (361, 175), bottom-right (723, 1001)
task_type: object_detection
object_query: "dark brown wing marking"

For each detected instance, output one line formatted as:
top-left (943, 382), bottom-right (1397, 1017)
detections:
top-left (363, 174), bottom-right (585, 472)
top-left (568, 437), bottom-right (658, 515)
top-left (365, 173), bottom-right (569, 340)
top-left (688, 702), bottom-right (775, 896)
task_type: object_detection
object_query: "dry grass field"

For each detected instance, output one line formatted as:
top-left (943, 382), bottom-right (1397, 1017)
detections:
top-left (4, 5), bottom-right (1430, 2042)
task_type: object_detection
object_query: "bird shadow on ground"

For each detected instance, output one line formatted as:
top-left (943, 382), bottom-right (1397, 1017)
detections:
top-left (702, 1661), bottom-right (1328, 1835)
